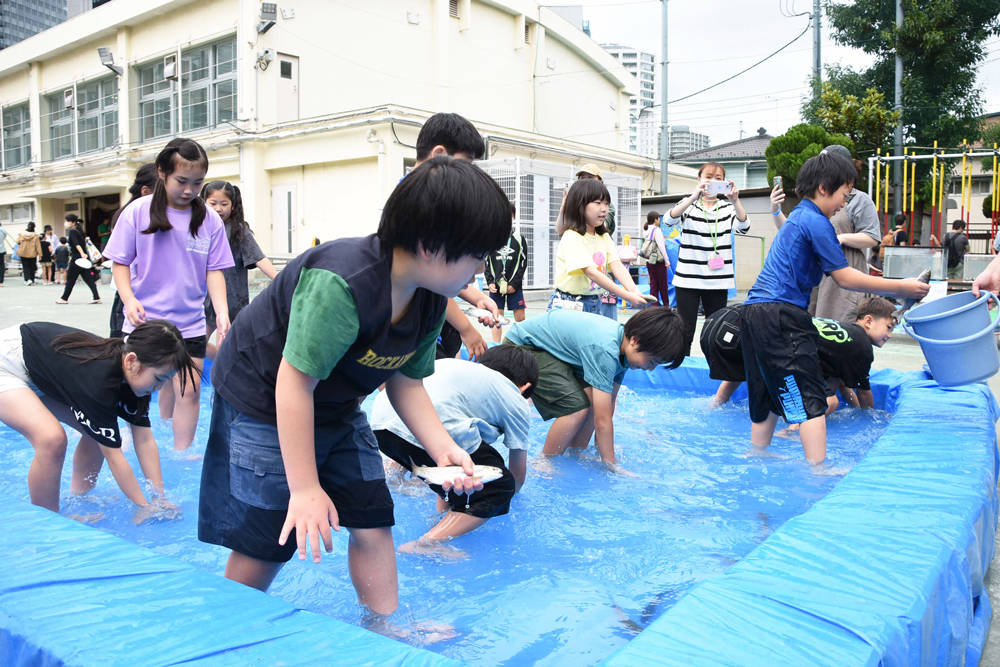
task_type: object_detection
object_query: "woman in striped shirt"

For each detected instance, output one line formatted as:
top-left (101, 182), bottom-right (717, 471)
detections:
top-left (666, 162), bottom-right (749, 356)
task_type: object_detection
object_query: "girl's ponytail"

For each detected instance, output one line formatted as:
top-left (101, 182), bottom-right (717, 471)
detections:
top-left (143, 138), bottom-right (210, 236)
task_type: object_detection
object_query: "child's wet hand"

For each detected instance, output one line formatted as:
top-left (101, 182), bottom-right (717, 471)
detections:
top-left (125, 298), bottom-right (146, 327)
top-left (899, 277), bottom-right (930, 299)
top-left (625, 292), bottom-right (648, 308)
top-left (215, 313), bottom-right (231, 343)
top-left (435, 448), bottom-right (482, 495)
top-left (279, 486), bottom-right (339, 563)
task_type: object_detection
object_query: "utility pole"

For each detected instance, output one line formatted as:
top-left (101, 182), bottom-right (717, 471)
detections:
top-left (812, 0), bottom-right (821, 84)
top-left (659, 0), bottom-right (669, 194)
top-left (893, 0), bottom-right (903, 214)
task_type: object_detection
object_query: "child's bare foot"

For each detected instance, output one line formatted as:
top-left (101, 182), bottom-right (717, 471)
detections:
top-left (363, 613), bottom-right (459, 645)
top-left (132, 501), bottom-right (183, 525)
top-left (743, 444), bottom-right (785, 459)
top-left (608, 463), bottom-right (639, 478)
top-left (68, 512), bottom-right (104, 524)
top-left (398, 539), bottom-right (467, 559)
top-left (531, 455), bottom-right (557, 476)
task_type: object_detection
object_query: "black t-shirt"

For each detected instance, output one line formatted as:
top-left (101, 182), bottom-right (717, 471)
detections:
top-left (54, 245), bottom-right (70, 264)
top-left (213, 235), bottom-right (447, 426)
top-left (812, 319), bottom-right (873, 390)
top-left (67, 228), bottom-right (86, 261)
top-left (39, 237), bottom-right (52, 262)
top-left (20, 322), bottom-right (151, 448)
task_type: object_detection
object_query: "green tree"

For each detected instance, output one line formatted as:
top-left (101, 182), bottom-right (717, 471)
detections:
top-left (765, 123), bottom-right (855, 193)
top-left (980, 123), bottom-right (1000, 172)
top-left (821, 0), bottom-right (1000, 235)
top-left (814, 82), bottom-right (901, 158)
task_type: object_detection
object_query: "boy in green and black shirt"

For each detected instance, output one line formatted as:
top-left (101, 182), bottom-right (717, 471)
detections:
top-left (199, 158), bottom-right (513, 616)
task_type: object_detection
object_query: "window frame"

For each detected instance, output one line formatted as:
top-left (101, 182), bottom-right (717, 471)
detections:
top-left (75, 76), bottom-right (119, 155)
top-left (2, 102), bottom-right (31, 170)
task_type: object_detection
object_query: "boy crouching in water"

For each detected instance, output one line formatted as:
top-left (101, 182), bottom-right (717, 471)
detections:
top-left (372, 345), bottom-right (538, 557)
top-left (703, 297), bottom-right (897, 420)
top-left (503, 307), bottom-right (685, 469)
top-left (739, 151), bottom-right (928, 465)
top-left (198, 157), bottom-right (513, 620)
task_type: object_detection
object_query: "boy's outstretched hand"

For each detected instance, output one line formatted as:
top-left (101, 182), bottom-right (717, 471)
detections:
top-left (896, 277), bottom-right (931, 300)
top-left (433, 446), bottom-right (484, 496)
top-left (279, 485), bottom-right (340, 563)
top-left (973, 257), bottom-right (1000, 298)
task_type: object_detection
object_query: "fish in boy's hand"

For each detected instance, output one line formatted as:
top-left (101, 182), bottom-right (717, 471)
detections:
top-left (410, 461), bottom-right (503, 487)
top-left (896, 268), bottom-right (932, 320)
top-left (463, 307), bottom-right (509, 327)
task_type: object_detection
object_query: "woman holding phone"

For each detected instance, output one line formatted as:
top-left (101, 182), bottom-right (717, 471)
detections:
top-left (665, 161), bottom-right (749, 356)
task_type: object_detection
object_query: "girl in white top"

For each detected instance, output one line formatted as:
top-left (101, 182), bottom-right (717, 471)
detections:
top-left (666, 162), bottom-right (749, 355)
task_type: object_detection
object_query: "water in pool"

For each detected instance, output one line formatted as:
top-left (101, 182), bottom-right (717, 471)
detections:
top-left (0, 383), bottom-right (889, 666)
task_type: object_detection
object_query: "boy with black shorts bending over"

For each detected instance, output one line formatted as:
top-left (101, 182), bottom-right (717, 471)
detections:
top-left (504, 308), bottom-right (685, 468)
top-left (198, 158), bottom-right (512, 617)
top-left (372, 345), bottom-right (537, 557)
top-left (703, 297), bottom-right (897, 417)
top-left (740, 151), bottom-right (928, 465)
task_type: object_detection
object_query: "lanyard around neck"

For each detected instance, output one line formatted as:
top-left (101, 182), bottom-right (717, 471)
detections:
top-left (703, 201), bottom-right (720, 252)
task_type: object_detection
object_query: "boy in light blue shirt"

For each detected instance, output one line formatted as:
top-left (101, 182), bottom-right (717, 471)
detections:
top-left (504, 307), bottom-right (685, 468)
top-left (371, 345), bottom-right (538, 556)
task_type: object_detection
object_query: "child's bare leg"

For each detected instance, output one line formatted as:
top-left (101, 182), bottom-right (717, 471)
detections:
top-left (513, 308), bottom-right (526, 323)
top-left (400, 511), bottom-right (487, 556)
top-left (0, 389), bottom-right (68, 512)
top-left (205, 323), bottom-right (218, 362)
top-left (543, 407), bottom-right (591, 456)
top-left (171, 358), bottom-right (204, 450)
top-left (158, 381), bottom-right (175, 420)
top-left (825, 395), bottom-right (839, 416)
top-left (348, 527), bottom-right (399, 615)
top-left (710, 381), bottom-right (742, 407)
top-left (750, 411), bottom-right (780, 449)
top-left (569, 408), bottom-right (595, 449)
top-left (225, 550), bottom-right (285, 592)
top-left (491, 325), bottom-right (503, 343)
top-left (71, 436), bottom-right (105, 494)
top-left (798, 415), bottom-right (827, 464)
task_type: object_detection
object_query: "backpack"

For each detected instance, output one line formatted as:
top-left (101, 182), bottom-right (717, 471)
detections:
top-left (943, 232), bottom-right (965, 268)
top-left (879, 231), bottom-right (895, 262)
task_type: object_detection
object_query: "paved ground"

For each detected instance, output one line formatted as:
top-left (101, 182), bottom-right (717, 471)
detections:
top-left (2, 275), bottom-right (999, 663)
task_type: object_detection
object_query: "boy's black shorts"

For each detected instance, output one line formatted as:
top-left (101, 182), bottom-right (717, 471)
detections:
top-left (740, 302), bottom-right (829, 425)
top-left (198, 395), bottom-right (394, 564)
top-left (700, 305), bottom-right (746, 382)
top-left (375, 430), bottom-right (516, 519)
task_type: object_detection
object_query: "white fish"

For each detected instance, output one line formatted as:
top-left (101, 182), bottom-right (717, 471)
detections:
top-left (463, 307), bottom-right (509, 327)
top-left (896, 268), bottom-right (932, 320)
top-left (410, 461), bottom-right (504, 487)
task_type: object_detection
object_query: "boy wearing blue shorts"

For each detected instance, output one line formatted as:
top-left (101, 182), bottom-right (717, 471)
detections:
top-left (198, 157), bottom-right (513, 616)
top-left (485, 202), bottom-right (529, 342)
top-left (504, 307), bottom-right (685, 468)
top-left (741, 151), bottom-right (929, 464)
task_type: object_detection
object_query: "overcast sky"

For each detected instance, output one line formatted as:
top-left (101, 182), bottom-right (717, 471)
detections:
top-left (556, 0), bottom-right (1000, 146)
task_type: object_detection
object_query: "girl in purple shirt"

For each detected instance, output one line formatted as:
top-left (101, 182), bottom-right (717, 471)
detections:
top-left (103, 139), bottom-right (234, 451)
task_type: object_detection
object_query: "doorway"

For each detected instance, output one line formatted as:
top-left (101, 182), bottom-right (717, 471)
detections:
top-left (277, 54), bottom-right (299, 123)
top-left (271, 184), bottom-right (297, 255)
top-left (85, 194), bottom-right (121, 250)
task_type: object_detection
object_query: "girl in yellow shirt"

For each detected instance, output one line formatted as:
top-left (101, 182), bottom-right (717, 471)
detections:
top-left (549, 179), bottom-right (647, 318)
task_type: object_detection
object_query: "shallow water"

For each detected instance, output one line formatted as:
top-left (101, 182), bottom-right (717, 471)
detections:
top-left (0, 384), bottom-right (889, 667)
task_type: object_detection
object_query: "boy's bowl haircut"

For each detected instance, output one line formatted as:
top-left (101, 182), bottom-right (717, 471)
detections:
top-left (794, 152), bottom-right (857, 199)
top-left (378, 157), bottom-right (512, 262)
top-left (623, 307), bottom-right (687, 370)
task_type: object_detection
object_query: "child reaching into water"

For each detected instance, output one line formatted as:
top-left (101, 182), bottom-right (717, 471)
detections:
top-left (504, 307), bottom-right (685, 468)
top-left (103, 140), bottom-right (234, 451)
top-left (0, 319), bottom-right (197, 522)
top-left (199, 181), bottom-right (277, 360)
top-left (549, 179), bottom-right (648, 317)
top-left (198, 157), bottom-right (508, 624)
top-left (739, 151), bottom-right (928, 465)
top-left (372, 345), bottom-right (537, 557)
top-left (703, 297), bottom-right (897, 417)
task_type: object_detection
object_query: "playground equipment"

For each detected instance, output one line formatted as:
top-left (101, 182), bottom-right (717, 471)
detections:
top-left (870, 144), bottom-right (1000, 250)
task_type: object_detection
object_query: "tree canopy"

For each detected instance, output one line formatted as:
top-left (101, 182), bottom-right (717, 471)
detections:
top-left (764, 123), bottom-right (855, 193)
top-left (814, 82), bottom-right (901, 159)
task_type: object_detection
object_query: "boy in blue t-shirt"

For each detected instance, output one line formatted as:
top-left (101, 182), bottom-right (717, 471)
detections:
top-left (503, 307), bottom-right (685, 468)
top-left (198, 157), bottom-right (513, 618)
top-left (741, 151), bottom-right (929, 465)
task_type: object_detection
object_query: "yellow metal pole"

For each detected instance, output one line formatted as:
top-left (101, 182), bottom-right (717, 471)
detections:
top-left (902, 147), bottom-right (908, 220)
top-left (931, 141), bottom-right (938, 240)
top-left (961, 140), bottom-right (968, 225)
top-left (875, 148), bottom-right (881, 212)
top-left (939, 151), bottom-right (947, 236)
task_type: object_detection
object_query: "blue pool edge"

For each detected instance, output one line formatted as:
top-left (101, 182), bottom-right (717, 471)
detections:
top-left (0, 359), bottom-right (997, 667)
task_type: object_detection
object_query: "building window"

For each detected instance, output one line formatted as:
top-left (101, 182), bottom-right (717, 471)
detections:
top-left (524, 23), bottom-right (529, 44)
top-left (76, 77), bottom-right (118, 154)
top-left (449, 0), bottom-right (459, 18)
top-left (623, 52), bottom-right (636, 59)
top-left (137, 60), bottom-right (176, 141)
top-left (44, 91), bottom-right (74, 161)
top-left (2, 103), bottom-right (30, 169)
top-left (182, 37), bottom-right (238, 132)
top-left (137, 36), bottom-right (237, 142)
top-left (0, 202), bottom-right (34, 225)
